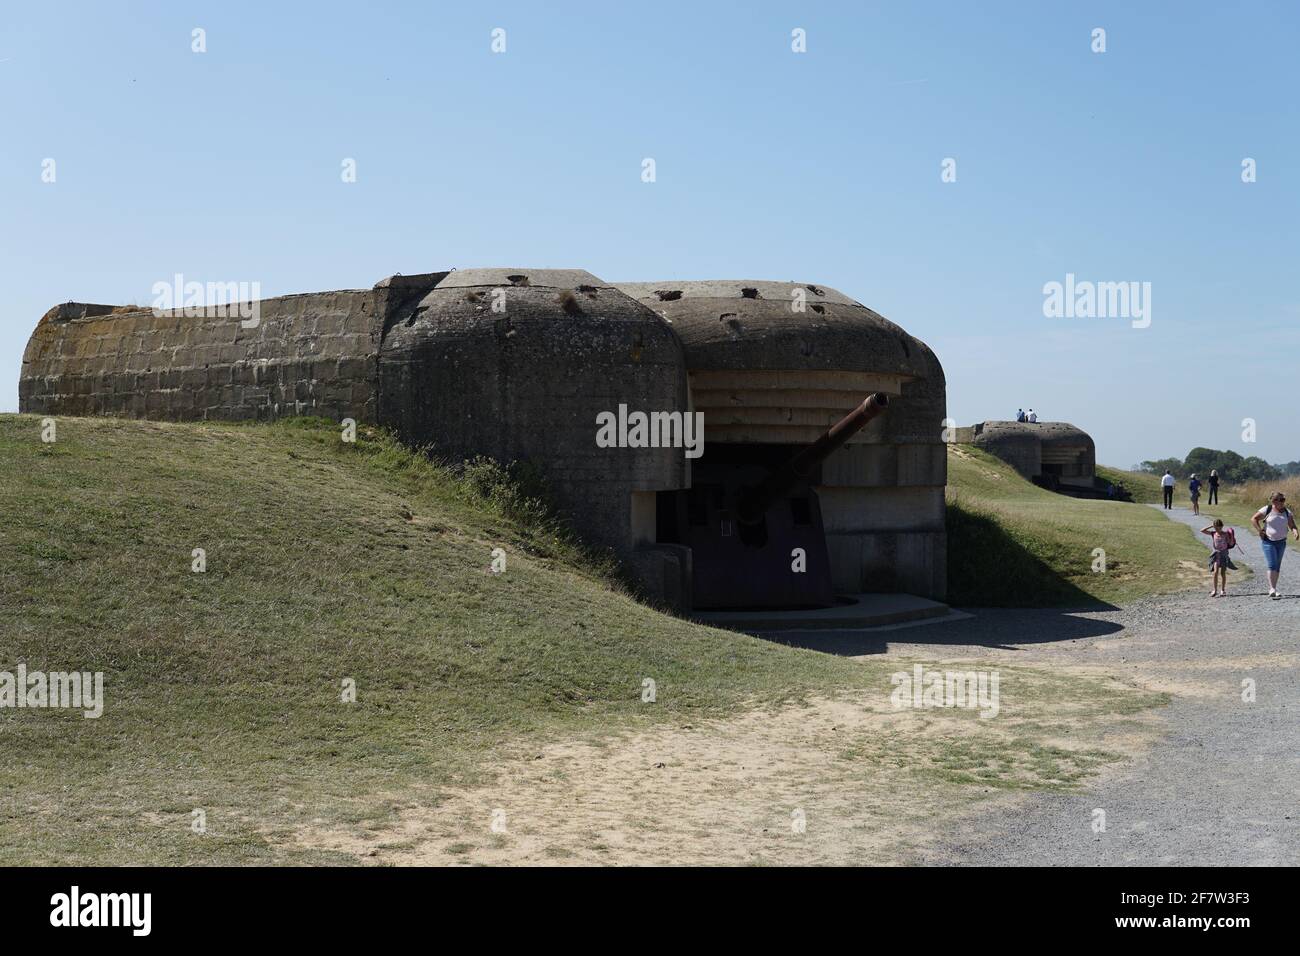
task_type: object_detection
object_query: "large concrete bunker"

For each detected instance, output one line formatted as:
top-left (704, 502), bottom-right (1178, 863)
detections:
top-left (20, 269), bottom-right (947, 614)
top-left (618, 281), bottom-right (947, 609)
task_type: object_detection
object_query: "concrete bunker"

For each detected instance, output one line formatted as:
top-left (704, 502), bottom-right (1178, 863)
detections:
top-left (954, 420), bottom-right (1099, 494)
top-left (21, 269), bottom-right (947, 616)
top-left (619, 280), bottom-right (947, 609)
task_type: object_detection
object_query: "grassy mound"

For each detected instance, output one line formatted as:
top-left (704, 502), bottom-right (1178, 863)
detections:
top-left (0, 416), bottom-right (1173, 864)
top-left (0, 414), bottom-right (868, 864)
top-left (947, 446), bottom-right (1206, 607)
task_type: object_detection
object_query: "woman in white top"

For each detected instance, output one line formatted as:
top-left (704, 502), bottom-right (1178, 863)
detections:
top-left (1251, 492), bottom-right (1299, 599)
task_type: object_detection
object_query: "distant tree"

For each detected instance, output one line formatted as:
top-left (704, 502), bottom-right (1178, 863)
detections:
top-left (1138, 457), bottom-right (1184, 477)
top-left (1240, 456), bottom-right (1282, 481)
top-left (1139, 450), bottom-right (1292, 483)
top-left (1182, 447), bottom-right (1249, 482)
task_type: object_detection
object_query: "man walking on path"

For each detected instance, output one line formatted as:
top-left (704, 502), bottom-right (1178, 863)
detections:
top-left (1208, 470), bottom-right (1220, 505)
top-left (1251, 492), bottom-right (1299, 599)
top-left (1162, 470), bottom-right (1175, 509)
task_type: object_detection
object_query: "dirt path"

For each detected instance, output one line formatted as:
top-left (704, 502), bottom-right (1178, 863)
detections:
top-left (287, 668), bottom-right (1165, 865)
top-left (287, 503), bottom-right (1298, 866)
top-left (905, 503), bottom-right (1300, 865)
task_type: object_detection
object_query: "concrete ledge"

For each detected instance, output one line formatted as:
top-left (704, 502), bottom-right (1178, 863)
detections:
top-left (692, 592), bottom-right (953, 633)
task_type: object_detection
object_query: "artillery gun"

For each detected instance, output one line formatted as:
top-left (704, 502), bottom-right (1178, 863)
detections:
top-left (657, 393), bottom-right (890, 609)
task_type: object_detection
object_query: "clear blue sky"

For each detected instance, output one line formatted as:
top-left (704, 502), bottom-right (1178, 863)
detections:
top-left (3, 1), bottom-right (1297, 468)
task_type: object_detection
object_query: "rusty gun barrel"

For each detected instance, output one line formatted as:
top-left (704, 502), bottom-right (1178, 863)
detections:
top-left (737, 392), bottom-right (890, 525)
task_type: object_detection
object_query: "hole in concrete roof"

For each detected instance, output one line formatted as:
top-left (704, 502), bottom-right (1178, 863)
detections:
top-left (655, 290), bottom-right (682, 301)
top-left (405, 306), bottom-right (427, 328)
top-left (740, 287), bottom-right (760, 299)
top-left (811, 304), bottom-right (826, 315)
top-left (557, 290), bottom-right (582, 316)
top-left (506, 274), bottom-right (529, 286)
top-left (720, 313), bottom-right (741, 333)
top-left (577, 285), bottom-right (598, 294)
top-left (806, 285), bottom-right (826, 296)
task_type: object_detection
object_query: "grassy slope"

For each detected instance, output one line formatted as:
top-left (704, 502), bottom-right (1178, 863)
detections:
top-left (947, 446), bottom-right (1207, 606)
top-left (1100, 467), bottom-right (1294, 546)
top-left (0, 416), bottom-right (1170, 864)
top-left (1096, 465), bottom-right (1163, 505)
top-left (1, 415), bottom-right (874, 863)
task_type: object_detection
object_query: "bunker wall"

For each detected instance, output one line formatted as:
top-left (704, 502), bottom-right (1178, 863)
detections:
top-left (19, 291), bottom-right (382, 423)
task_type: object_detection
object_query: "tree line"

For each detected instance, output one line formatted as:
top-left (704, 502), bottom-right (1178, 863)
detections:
top-left (1136, 447), bottom-right (1300, 482)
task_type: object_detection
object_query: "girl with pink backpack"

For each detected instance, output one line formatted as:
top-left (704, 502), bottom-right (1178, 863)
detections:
top-left (1201, 519), bottom-right (1239, 597)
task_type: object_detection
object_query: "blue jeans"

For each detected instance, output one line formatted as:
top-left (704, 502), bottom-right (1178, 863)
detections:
top-left (1261, 538), bottom-right (1287, 572)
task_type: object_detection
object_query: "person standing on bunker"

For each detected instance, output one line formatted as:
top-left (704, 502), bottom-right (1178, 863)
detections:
top-left (1251, 492), bottom-right (1299, 600)
top-left (1188, 474), bottom-right (1202, 516)
top-left (1201, 518), bottom-right (1237, 597)
top-left (1161, 470), bottom-right (1175, 510)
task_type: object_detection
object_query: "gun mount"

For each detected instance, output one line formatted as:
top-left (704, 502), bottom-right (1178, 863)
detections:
top-left (737, 392), bottom-right (889, 525)
top-left (656, 393), bottom-right (892, 610)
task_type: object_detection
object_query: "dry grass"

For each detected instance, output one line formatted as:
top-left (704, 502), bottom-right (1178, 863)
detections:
top-left (1227, 477), bottom-right (1300, 507)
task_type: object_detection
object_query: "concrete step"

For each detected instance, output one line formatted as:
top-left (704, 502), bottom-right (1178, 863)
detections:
top-left (692, 592), bottom-right (954, 634)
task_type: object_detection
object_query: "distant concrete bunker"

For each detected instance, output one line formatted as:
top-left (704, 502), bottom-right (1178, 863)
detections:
top-left (954, 421), bottom-right (1097, 493)
top-left (21, 269), bottom-right (948, 613)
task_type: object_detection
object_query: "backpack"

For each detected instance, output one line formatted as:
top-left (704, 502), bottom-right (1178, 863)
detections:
top-left (1223, 527), bottom-right (1236, 550)
top-left (1257, 505), bottom-right (1292, 534)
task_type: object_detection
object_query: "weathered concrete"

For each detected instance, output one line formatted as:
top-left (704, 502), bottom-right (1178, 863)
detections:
top-left (21, 268), bottom-right (947, 610)
top-left (619, 280), bottom-right (948, 601)
top-left (20, 290), bottom-right (385, 423)
top-left (956, 420), bottom-right (1096, 488)
top-left (378, 268), bottom-right (690, 560)
top-left (692, 591), bottom-right (955, 632)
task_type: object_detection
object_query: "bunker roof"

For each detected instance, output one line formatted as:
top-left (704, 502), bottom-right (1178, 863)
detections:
top-left (615, 279), bottom-right (937, 378)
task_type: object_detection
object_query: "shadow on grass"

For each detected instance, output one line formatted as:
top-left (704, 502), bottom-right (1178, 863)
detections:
top-left (761, 503), bottom-right (1125, 656)
top-left (945, 503), bottom-right (1119, 610)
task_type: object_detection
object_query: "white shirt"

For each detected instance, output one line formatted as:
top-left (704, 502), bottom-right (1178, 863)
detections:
top-left (1161, 474), bottom-right (1175, 487)
top-left (1027, 413), bottom-right (1038, 422)
top-left (1256, 507), bottom-right (1291, 542)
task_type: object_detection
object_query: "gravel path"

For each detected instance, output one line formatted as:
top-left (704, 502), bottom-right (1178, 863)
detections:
top-left (885, 503), bottom-right (1300, 865)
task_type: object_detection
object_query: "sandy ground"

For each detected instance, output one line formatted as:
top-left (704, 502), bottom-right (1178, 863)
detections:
top-left (284, 504), bottom-right (1298, 866)
top-left (288, 677), bottom-right (1162, 866)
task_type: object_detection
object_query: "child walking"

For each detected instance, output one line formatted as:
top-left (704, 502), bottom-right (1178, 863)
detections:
top-left (1201, 519), bottom-right (1237, 597)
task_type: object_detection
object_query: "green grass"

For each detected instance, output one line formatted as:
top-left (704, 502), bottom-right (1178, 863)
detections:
top-left (0, 414), bottom-right (872, 863)
top-left (1096, 469), bottom-right (1288, 559)
top-left (0, 415), bottom-right (1173, 864)
top-left (1096, 464), bottom-right (1163, 504)
top-left (947, 446), bottom-right (1208, 606)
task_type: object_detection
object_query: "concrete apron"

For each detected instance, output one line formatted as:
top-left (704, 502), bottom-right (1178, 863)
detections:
top-left (691, 592), bottom-right (969, 636)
